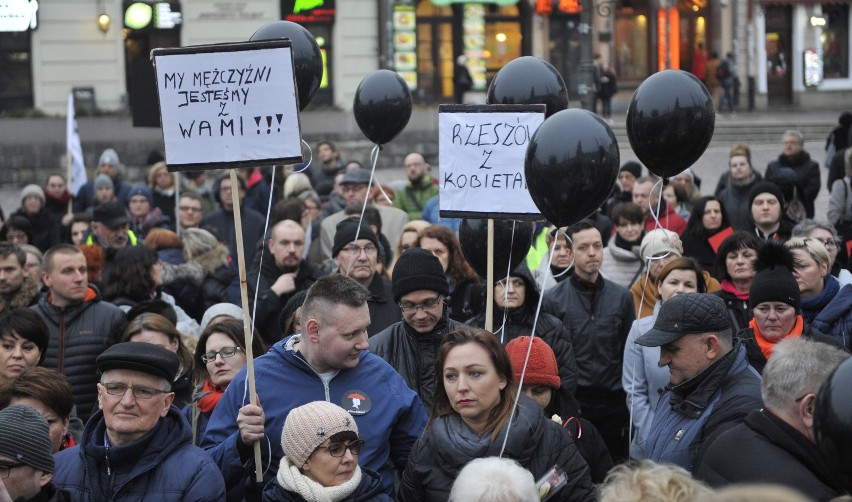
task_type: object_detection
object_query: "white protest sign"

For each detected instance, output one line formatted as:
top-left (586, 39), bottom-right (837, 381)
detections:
top-left (438, 104), bottom-right (545, 219)
top-left (153, 40), bottom-right (303, 171)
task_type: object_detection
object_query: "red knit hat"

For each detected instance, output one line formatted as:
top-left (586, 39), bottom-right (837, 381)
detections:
top-left (505, 336), bottom-right (560, 389)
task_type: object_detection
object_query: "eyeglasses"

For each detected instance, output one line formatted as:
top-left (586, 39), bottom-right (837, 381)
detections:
top-left (316, 439), bottom-right (365, 457)
top-left (101, 382), bottom-right (170, 400)
top-left (201, 346), bottom-right (244, 364)
top-left (0, 462), bottom-right (25, 479)
top-left (815, 238), bottom-right (838, 249)
top-left (341, 185), bottom-right (367, 194)
top-left (399, 295), bottom-right (443, 313)
top-left (179, 206), bottom-right (202, 213)
top-left (341, 244), bottom-right (377, 256)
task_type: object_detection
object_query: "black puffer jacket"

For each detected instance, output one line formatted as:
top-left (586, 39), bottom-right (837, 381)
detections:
top-left (713, 288), bottom-right (752, 333)
top-left (369, 311), bottom-right (464, 410)
top-left (262, 467), bottom-right (392, 502)
top-left (248, 258), bottom-right (324, 344)
top-left (31, 286), bottom-right (127, 422)
top-left (398, 396), bottom-right (595, 502)
top-left (468, 264), bottom-right (579, 399)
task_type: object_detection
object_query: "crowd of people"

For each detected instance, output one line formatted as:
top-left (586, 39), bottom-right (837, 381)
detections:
top-left (0, 132), bottom-right (849, 501)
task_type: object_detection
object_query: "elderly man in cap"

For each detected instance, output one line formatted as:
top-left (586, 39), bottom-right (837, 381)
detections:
top-left (634, 293), bottom-right (762, 471)
top-left (0, 404), bottom-right (69, 501)
top-left (319, 168), bottom-right (409, 261)
top-left (369, 248), bottom-right (460, 408)
top-left (695, 337), bottom-right (849, 498)
top-left (52, 342), bottom-right (225, 501)
top-left (333, 219), bottom-right (400, 335)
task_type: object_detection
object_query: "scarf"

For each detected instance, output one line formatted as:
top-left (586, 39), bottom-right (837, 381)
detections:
top-left (614, 232), bottom-right (643, 252)
top-left (749, 314), bottom-right (804, 360)
top-left (196, 378), bottom-right (224, 413)
top-left (720, 279), bottom-right (750, 300)
top-left (275, 456), bottom-right (362, 502)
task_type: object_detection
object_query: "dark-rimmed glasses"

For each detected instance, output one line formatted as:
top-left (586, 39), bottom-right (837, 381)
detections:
top-left (201, 346), bottom-right (244, 364)
top-left (316, 439), bottom-right (365, 457)
top-left (101, 382), bottom-right (169, 400)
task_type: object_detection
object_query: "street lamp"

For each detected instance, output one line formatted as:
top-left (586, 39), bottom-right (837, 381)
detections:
top-left (577, 0), bottom-right (618, 111)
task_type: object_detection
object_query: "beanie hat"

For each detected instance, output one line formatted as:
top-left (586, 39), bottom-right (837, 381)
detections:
top-left (128, 185), bottom-right (153, 203)
top-left (97, 342), bottom-right (180, 383)
top-left (749, 181), bottom-right (785, 209)
top-left (199, 303), bottom-right (245, 335)
top-left (749, 241), bottom-right (801, 311)
top-left (640, 229), bottom-right (683, 261)
top-left (94, 174), bottom-right (114, 191)
top-left (619, 161), bottom-right (642, 179)
top-left (20, 184), bottom-right (45, 206)
top-left (99, 148), bottom-right (120, 167)
top-left (391, 248), bottom-right (449, 302)
top-left (0, 405), bottom-right (55, 474)
top-left (505, 336), bottom-right (560, 389)
top-left (281, 401), bottom-right (359, 468)
top-left (332, 219), bottom-right (380, 258)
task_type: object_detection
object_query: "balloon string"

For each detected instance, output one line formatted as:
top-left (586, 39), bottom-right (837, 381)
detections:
top-left (495, 221), bottom-right (517, 344)
top-left (550, 228), bottom-right (574, 279)
top-left (250, 165), bottom-right (277, 343)
top-left (500, 236), bottom-right (569, 458)
top-left (648, 179), bottom-right (665, 233)
top-left (348, 144), bottom-right (382, 277)
top-left (290, 140), bottom-right (313, 174)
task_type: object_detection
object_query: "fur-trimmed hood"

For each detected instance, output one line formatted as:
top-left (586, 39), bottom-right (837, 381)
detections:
top-left (191, 242), bottom-right (230, 275)
top-left (0, 277), bottom-right (40, 311)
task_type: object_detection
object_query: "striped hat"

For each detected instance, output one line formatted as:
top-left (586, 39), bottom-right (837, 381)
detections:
top-left (0, 405), bottom-right (54, 473)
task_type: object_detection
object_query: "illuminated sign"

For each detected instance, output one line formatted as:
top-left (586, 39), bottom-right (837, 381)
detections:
top-left (282, 0), bottom-right (335, 23)
top-left (124, 1), bottom-right (182, 30)
top-left (0, 0), bottom-right (38, 32)
top-left (803, 49), bottom-right (823, 87)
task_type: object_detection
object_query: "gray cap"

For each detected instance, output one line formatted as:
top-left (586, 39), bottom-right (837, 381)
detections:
top-left (339, 168), bottom-right (371, 185)
top-left (635, 293), bottom-right (731, 347)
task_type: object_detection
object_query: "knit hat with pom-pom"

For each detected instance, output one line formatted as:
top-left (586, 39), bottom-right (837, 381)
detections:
top-left (749, 241), bottom-right (800, 311)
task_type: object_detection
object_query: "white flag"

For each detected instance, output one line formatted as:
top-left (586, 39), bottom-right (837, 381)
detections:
top-left (66, 93), bottom-right (87, 196)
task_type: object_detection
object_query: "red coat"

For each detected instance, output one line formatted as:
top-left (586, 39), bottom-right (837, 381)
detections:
top-left (644, 204), bottom-right (687, 235)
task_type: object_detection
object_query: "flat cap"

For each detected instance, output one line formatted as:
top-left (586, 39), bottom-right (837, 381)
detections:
top-left (93, 202), bottom-right (129, 229)
top-left (339, 168), bottom-right (371, 185)
top-left (97, 342), bottom-right (180, 382)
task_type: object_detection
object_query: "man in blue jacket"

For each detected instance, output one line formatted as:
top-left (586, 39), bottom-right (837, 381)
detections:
top-left (201, 274), bottom-right (428, 500)
top-left (52, 342), bottom-right (225, 501)
top-left (635, 293), bottom-right (762, 471)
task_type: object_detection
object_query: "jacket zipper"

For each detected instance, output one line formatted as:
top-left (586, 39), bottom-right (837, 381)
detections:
top-left (58, 310), bottom-right (66, 374)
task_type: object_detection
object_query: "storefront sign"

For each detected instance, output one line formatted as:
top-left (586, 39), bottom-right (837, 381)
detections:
top-left (439, 104), bottom-right (545, 219)
top-left (803, 49), bottom-right (823, 87)
top-left (463, 4), bottom-right (487, 91)
top-left (282, 0), bottom-right (335, 23)
top-left (194, 2), bottom-right (267, 21)
top-left (152, 40), bottom-right (303, 171)
top-left (0, 0), bottom-right (38, 32)
top-left (392, 3), bottom-right (417, 90)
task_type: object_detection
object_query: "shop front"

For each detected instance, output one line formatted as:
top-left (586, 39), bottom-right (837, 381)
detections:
top-left (390, 0), bottom-right (531, 104)
top-left (0, 0), bottom-right (38, 114)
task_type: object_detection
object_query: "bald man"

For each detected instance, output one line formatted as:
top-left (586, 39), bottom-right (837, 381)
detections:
top-left (248, 219), bottom-right (326, 343)
top-left (394, 152), bottom-right (439, 221)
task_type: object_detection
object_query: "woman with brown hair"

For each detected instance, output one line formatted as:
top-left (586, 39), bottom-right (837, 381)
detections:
top-left (185, 318), bottom-right (265, 444)
top-left (398, 329), bottom-right (594, 502)
top-left (122, 312), bottom-right (195, 407)
top-left (417, 225), bottom-right (482, 322)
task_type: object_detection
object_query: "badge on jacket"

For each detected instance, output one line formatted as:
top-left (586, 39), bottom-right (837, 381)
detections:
top-left (342, 390), bottom-right (371, 415)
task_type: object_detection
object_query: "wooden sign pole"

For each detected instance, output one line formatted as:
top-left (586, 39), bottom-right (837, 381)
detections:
top-left (485, 219), bottom-right (494, 332)
top-left (229, 169), bottom-right (263, 483)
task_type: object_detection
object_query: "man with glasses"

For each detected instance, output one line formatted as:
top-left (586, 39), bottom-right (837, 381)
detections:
top-left (177, 192), bottom-right (205, 232)
top-left (695, 337), bottom-right (848, 499)
top-left (0, 404), bottom-right (67, 501)
top-left (201, 274), bottom-right (427, 499)
top-left (85, 201), bottom-right (138, 285)
top-left (319, 168), bottom-right (409, 262)
top-left (52, 342), bottom-right (225, 500)
top-left (394, 153), bottom-right (439, 221)
top-left (332, 219), bottom-right (400, 335)
top-left (369, 248), bottom-right (458, 408)
top-left (249, 219), bottom-right (325, 342)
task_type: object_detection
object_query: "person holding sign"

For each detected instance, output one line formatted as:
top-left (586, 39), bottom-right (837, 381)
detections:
top-left (201, 275), bottom-right (426, 500)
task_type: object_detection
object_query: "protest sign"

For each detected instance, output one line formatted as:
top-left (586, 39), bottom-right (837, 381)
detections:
top-left (438, 104), bottom-right (545, 220)
top-left (152, 40), bottom-right (303, 171)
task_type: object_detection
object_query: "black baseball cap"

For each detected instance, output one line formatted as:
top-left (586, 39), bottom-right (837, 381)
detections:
top-left (93, 202), bottom-right (129, 229)
top-left (635, 293), bottom-right (731, 347)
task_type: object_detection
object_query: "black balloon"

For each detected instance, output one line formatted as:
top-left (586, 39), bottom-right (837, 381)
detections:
top-left (814, 357), bottom-right (852, 493)
top-left (525, 109), bottom-right (620, 228)
top-left (459, 219), bottom-right (534, 280)
top-left (487, 56), bottom-right (568, 118)
top-left (353, 70), bottom-right (412, 145)
top-left (626, 69), bottom-right (715, 178)
top-left (250, 21), bottom-right (323, 111)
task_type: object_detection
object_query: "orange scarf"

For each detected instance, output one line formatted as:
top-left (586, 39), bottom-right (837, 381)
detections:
top-left (749, 315), bottom-right (804, 360)
top-left (196, 378), bottom-right (224, 413)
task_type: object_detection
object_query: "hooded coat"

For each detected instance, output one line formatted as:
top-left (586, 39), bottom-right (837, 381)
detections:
top-left (397, 395), bottom-right (595, 502)
top-left (53, 406), bottom-right (226, 501)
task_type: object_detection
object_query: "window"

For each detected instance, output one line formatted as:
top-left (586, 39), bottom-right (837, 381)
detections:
top-left (822, 4), bottom-right (849, 79)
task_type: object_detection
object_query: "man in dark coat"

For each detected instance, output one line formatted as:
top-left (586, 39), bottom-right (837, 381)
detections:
top-left (0, 242), bottom-right (40, 312)
top-left (248, 219), bottom-right (324, 344)
top-left (695, 338), bottom-right (848, 499)
top-left (333, 219), bottom-right (401, 335)
top-left (52, 342), bottom-right (225, 500)
top-left (766, 130), bottom-right (821, 219)
top-left (369, 248), bottom-right (459, 409)
top-left (635, 293), bottom-right (763, 471)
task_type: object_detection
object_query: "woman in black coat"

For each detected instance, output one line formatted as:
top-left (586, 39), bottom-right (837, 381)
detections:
top-left (397, 330), bottom-right (595, 502)
top-left (681, 196), bottom-right (734, 276)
